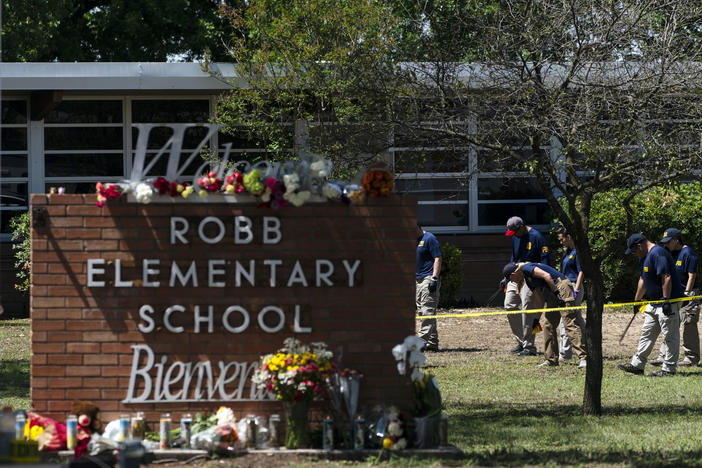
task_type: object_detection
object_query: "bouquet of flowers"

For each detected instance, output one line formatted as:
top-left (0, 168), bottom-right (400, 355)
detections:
top-left (252, 338), bottom-right (336, 402)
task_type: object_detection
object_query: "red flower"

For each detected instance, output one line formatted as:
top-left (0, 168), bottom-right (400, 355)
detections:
top-left (153, 177), bottom-right (170, 195)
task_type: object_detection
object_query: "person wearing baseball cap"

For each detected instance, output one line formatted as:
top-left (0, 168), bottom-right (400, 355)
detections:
top-left (649, 228), bottom-right (700, 367)
top-left (618, 233), bottom-right (684, 377)
top-left (503, 216), bottom-right (550, 356)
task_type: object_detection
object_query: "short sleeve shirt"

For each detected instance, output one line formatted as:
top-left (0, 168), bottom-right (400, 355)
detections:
top-left (511, 227), bottom-right (550, 266)
top-left (641, 244), bottom-right (684, 300)
top-left (520, 262), bottom-right (566, 291)
top-left (561, 248), bottom-right (581, 283)
top-left (673, 246), bottom-right (699, 290)
top-left (416, 232), bottom-right (442, 280)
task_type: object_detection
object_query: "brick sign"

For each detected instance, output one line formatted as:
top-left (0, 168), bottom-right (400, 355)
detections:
top-left (30, 194), bottom-right (416, 423)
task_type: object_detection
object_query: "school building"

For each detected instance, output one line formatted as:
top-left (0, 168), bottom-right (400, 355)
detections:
top-left (0, 62), bottom-right (554, 316)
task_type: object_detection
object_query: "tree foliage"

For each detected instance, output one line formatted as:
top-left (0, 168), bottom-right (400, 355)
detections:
top-left (9, 212), bottom-right (31, 293)
top-left (439, 243), bottom-right (464, 308)
top-left (582, 182), bottom-right (702, 302)
top-left (2, 0), bottom-right (234, 61)
top-left (212, 0), bottom-right (405, 177)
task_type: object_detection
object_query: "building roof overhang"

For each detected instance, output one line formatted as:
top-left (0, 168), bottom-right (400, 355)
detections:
top-left (0, 62), bottom-right (242, 91)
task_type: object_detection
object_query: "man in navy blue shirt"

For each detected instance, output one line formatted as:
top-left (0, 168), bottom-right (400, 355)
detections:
top-left (416, 224), bottom-right (442, 351)
top-left (503, 261), bottom-right (587, 368)
top-left (557, 230), bottom-right (586, 363)
top-left (618, 233), bottom-right (683, 377)
top-left (504, 216), bottom-right (550, 356)
top-left (650, 228), bottom-right (699, 366)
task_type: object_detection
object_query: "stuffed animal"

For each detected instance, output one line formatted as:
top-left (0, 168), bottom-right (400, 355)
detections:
top-left (70, 400), bottom-right (101, 458)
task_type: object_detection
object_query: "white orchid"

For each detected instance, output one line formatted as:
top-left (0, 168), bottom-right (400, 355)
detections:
top-left (407, 350), bottom-right (426, 369)
top-left (392, 335), bottom-right (427, 382)
top-left (391, 344), bottom-right (405, 361)
top-left (396, 361), bottom-right (406, 376)
top-left (403, 335), bottom-right (425, 352)
top-left (410, 367), bottom-right (424, 383)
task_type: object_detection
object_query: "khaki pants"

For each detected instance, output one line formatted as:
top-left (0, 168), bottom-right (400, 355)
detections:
top-left (657, 294), bottom-right (699, 364)
top-left (632, 303), bottom-right (681, 373)
top-left (504, 281), bottom-right (540, 352)
top-left (542, 279), bottom-right (587, 365)
top-left (559, 290), bottom-right (585, 361)
top-left (416, 276), bottom-right (440, 347)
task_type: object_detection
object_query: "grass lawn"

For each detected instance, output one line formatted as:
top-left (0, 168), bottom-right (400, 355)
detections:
top-left (0, 318), bottom-right (30, 410)
top-left (3, 311), bottom-right (702, 466)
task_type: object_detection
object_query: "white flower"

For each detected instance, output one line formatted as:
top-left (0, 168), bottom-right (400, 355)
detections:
top-left (391, 344), bottom-right (406, 361)
top-left (410, 367), bottom-right (424, 383)
top-left (387, 422), bottom-right (402, 437)
top-left (135, 183), bottom-right (153, 204)
top-left (394, 438), bottom-right (407, 450)
top-left (396, 361), bottom-right (406, 376)
top-left (283, 173), bottom-right (300, 193)
top-left (260, 187), bottom-right (272, 202)
top-left (403, 335), bottom-right (425, 352)
top-left (407, 350), bottom-right (426, 369)
top-left (322, 183), bottom-right (341, 200)
top-left (310, 160), bottom-right (329, 178)
top-left (216, 407), bottom-right (235, 426)
top-left (286, 190), bottom-right (311, 207)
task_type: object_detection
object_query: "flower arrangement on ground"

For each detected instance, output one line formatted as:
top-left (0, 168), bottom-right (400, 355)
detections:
top-left (252, 338), bottom-right (337, 448)
top-left (392, 335), bottom-right (442, 418)
top-left (392, 335), bottom-right (443, 448)
top-left (382, 406), bottom-right (407, 450)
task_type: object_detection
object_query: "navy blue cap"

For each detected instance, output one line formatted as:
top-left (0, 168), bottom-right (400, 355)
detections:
top-left (503, 262), bottom-right (518, 278)
top-left (660, 228), bottom-right (681, 243)
top-left (625, 233), bottom-right (646, 254)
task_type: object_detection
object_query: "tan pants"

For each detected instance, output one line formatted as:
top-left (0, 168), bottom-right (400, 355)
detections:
top-left (504, 281), bottom-right (540, 352)
top-left (542, 279), bottom-right (587, 365)
top-left (632, 302), bottom-right (681, 373)
top-left (416, 276), bottom-right (440, 347)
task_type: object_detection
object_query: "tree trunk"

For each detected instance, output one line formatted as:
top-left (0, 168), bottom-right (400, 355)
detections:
top-left (583, 269), bottom-right (604, 415)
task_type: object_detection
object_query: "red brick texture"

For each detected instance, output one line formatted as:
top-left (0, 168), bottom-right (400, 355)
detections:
top-left (30, 194), bottom-right (417, 425)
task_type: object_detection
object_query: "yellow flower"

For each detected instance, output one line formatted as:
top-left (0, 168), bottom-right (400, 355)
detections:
top-left (383, 438), bottom-right (393, 449)
top-left (198, 189), bottom-right (207, 197)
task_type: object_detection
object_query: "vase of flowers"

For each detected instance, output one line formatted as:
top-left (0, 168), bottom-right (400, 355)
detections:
top-left (282, 399), bottom-right (311, 449)
top-left (252, 338), bottom-right (336, 449)
top-left (392, 335), bottom-right (443, 449)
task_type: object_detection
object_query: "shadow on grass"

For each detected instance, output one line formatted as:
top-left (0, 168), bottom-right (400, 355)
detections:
top-left (450, 403), bottom-right (702, 467)
top-left (438, 347), bottom-right (485, 353)
top-left (0, 359), bottom-right (30, 397)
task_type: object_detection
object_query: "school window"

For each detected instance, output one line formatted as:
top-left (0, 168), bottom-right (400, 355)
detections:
top-left (43, 99), bottom-right (124, 194)
top-left (1, 99), bottom-right (29, 240)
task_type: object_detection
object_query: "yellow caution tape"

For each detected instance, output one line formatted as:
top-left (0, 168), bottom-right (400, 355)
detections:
top-left (415, 294), bottom-right (702, 320)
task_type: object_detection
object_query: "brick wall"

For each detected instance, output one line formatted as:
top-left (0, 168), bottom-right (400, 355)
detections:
top-left (30, 194), bottom-right (417, 425)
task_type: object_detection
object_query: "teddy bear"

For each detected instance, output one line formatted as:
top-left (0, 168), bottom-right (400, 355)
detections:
top-left (70, 400), bottom-right (102, 458)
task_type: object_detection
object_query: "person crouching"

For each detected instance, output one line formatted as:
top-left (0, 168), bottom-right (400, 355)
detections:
top-left (503, 262), bottom-right (587, 369)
